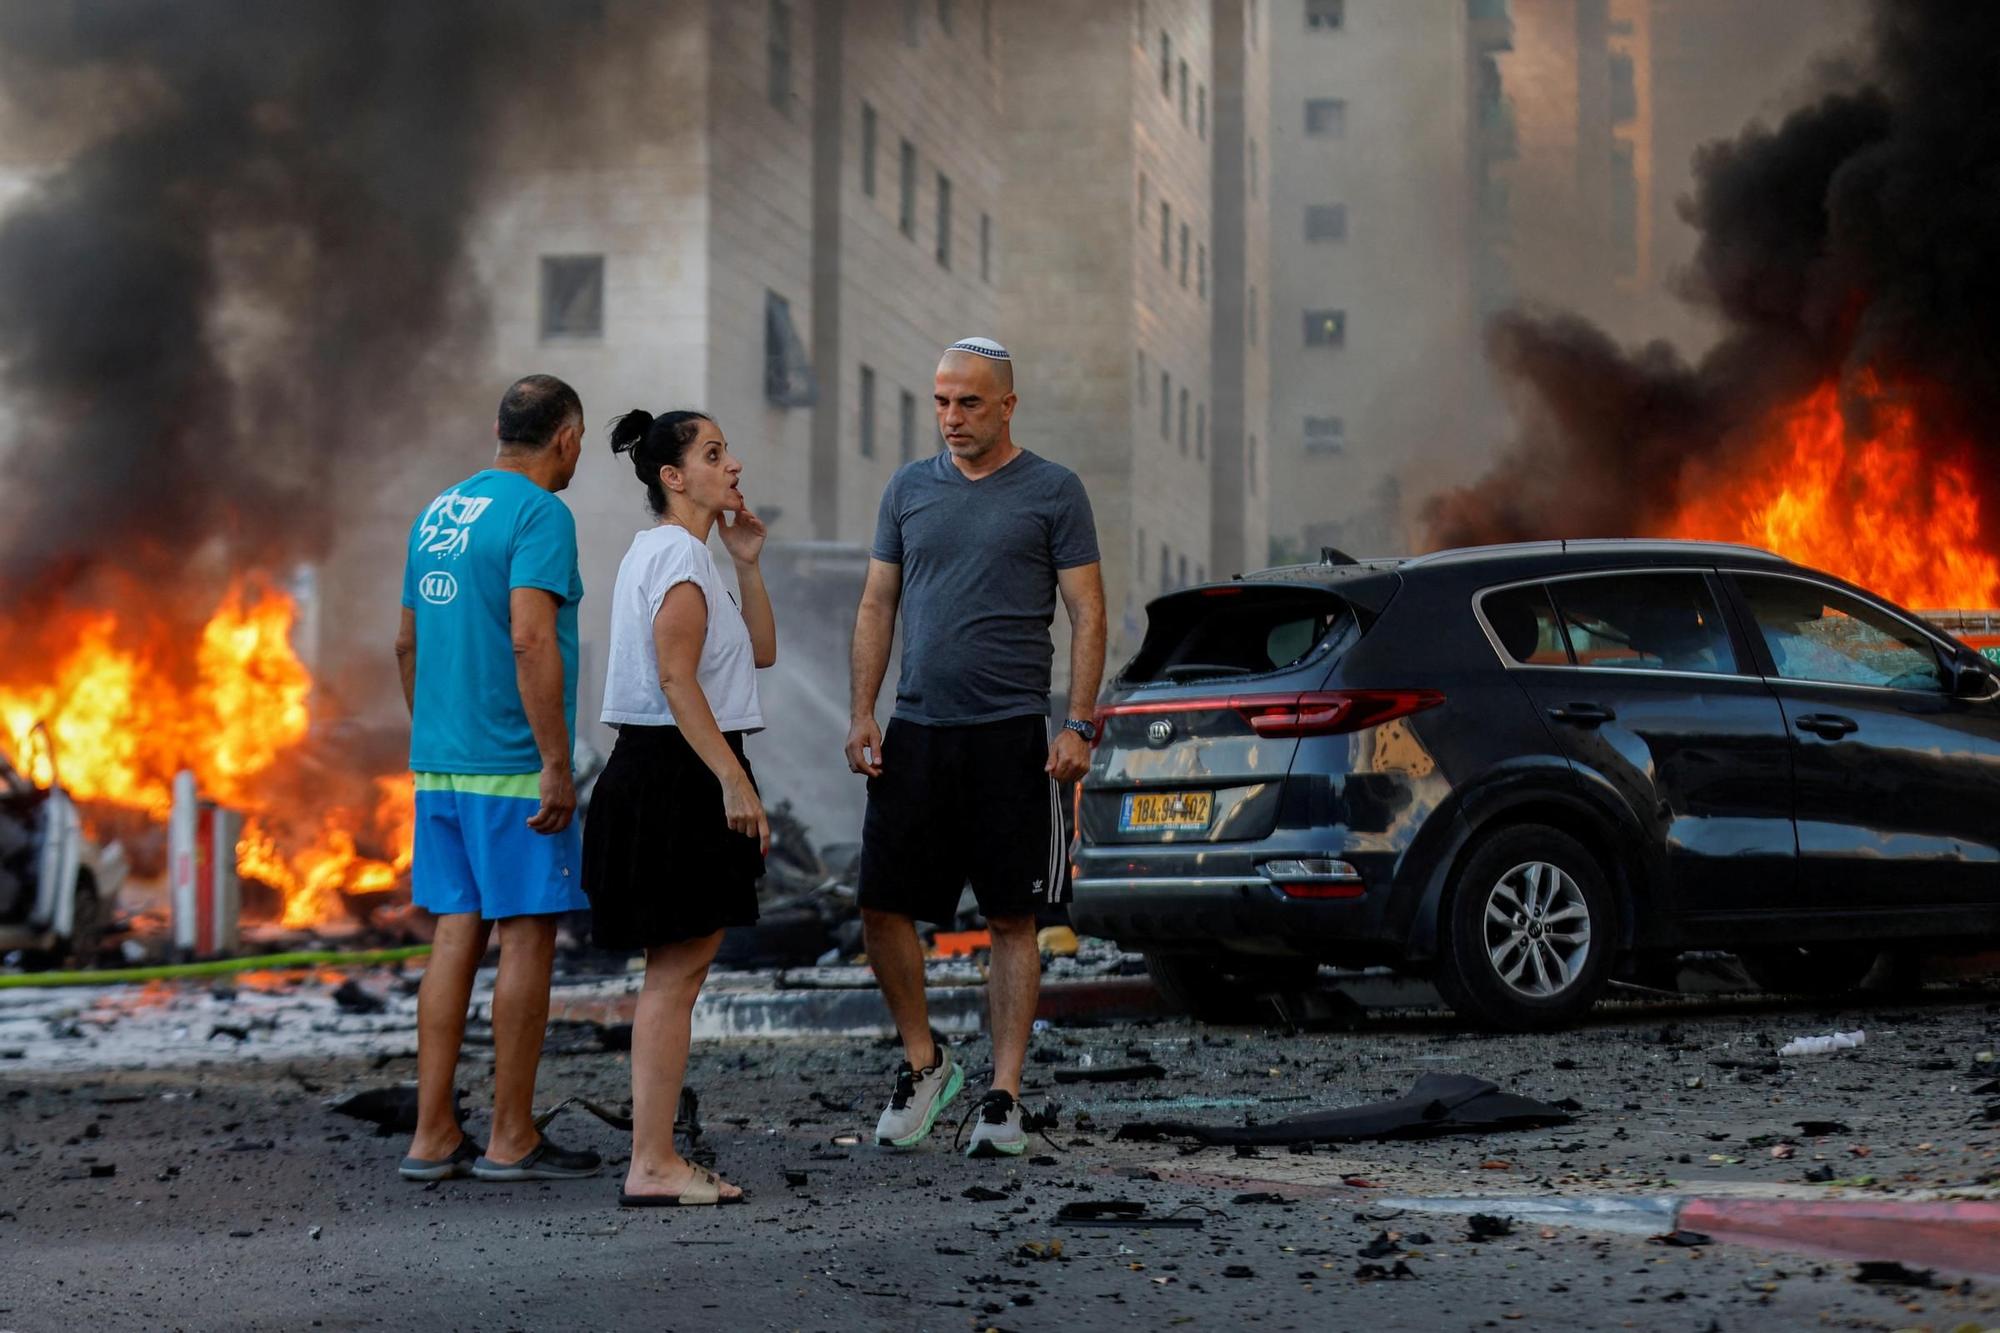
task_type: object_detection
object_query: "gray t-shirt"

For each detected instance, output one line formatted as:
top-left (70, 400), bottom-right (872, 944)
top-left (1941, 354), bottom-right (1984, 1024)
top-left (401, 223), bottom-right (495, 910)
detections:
top-left (872, 448), bottom-right (1100, 726)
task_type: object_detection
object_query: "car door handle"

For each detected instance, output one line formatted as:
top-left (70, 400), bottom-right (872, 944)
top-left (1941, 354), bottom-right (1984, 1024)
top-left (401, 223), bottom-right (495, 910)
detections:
top-left (1547, 702), bottom-right (1616, 727)
top-left (1794, 712), bottom-right (1858, 739)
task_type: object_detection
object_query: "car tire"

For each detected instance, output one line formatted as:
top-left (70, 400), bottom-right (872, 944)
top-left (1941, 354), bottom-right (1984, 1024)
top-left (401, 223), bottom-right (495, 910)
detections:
top-left (1433, 824), bottom-right (1616, 1031)
top-left (1143, 952), bottom-right (1317, 1024)
top-left (1737, 945), bottom-right (1878, 997)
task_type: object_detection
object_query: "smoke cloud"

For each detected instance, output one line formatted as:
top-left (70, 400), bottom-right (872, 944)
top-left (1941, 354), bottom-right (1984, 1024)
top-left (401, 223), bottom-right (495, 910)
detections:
top-left (0, 0), bottom-right (660, 609)
top-left (1423, 0), bottom-right (2000, 549)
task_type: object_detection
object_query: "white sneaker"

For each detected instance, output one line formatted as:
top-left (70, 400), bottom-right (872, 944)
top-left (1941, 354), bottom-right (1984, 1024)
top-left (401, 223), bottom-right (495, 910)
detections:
top-left (874, 1039), bottom-right (963, 1148)
top-left (964, 1089), bottom-right (1027, 1158)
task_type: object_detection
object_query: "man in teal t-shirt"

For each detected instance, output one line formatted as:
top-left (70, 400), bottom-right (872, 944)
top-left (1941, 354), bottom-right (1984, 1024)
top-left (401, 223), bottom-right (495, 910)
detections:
top-left (393, 374), bottom-right (599, 1184)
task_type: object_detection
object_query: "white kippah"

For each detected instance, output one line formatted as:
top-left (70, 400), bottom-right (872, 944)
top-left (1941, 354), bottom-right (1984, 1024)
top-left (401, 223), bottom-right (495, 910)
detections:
top-left (946, 336), bottom-right (1011, 360)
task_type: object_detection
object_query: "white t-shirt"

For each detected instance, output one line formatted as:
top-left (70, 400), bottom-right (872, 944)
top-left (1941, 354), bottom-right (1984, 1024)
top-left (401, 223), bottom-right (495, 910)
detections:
top-left (600, 524), bottom-right (765, 732)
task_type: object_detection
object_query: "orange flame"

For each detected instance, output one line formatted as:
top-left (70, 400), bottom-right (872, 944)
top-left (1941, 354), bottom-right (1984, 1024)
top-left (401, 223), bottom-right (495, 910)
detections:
top-left (1663, 381), bottom-right (2000, 609)
top-left (0, 578), bottom-right (411, 927)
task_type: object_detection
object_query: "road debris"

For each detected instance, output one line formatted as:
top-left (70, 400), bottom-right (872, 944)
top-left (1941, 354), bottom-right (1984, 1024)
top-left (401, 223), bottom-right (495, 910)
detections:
top-left (1114, 1073), bottom-right (1573, 1147)
top-left (1779, 1030), bottom-right (1865, 1056)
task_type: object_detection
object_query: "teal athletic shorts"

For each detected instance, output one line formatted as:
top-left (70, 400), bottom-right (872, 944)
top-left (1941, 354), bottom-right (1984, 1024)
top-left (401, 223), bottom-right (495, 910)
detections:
top-left (410, 772), bottom-right (588, 919)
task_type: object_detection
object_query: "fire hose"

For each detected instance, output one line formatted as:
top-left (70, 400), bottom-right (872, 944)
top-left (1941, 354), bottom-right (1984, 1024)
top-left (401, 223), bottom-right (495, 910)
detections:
top-left (0, 945), bottom-right (433, 989)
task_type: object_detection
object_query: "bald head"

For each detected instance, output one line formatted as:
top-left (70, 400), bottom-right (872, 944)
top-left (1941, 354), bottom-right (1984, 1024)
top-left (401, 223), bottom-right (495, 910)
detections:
top-left (937, 348), bottom-right (1014, 396)
top-left (934, 341), bottom-right (1018, 464)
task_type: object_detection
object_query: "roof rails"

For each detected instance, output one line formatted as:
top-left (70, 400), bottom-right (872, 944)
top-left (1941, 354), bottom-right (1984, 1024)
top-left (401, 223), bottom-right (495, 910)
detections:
top-left (1402, 537), bottom-right (1786, 568)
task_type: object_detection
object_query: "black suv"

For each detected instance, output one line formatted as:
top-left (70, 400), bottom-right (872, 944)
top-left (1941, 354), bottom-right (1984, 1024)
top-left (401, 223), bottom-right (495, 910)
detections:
top-left (1072, 540), bottom-right (2000, 1029)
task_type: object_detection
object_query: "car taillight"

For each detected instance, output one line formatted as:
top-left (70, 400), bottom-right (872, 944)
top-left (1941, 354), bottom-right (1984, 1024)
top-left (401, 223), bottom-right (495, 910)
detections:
top-left (1097, 689), bottom-right (1443, 739)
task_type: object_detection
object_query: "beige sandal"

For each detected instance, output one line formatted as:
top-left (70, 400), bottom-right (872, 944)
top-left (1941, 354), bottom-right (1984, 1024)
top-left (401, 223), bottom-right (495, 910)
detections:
top-left (619, 1166), bottom-right (745, 1207)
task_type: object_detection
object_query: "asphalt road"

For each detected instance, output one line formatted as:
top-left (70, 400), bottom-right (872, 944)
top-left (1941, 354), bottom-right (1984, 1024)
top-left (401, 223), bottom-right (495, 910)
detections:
top-left (4, 982), bottom-right (1999, 1332)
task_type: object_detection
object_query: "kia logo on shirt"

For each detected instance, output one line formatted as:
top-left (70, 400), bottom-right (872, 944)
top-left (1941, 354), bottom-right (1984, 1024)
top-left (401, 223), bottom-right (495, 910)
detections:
top-left (419, 571), bottom-right (459, 606)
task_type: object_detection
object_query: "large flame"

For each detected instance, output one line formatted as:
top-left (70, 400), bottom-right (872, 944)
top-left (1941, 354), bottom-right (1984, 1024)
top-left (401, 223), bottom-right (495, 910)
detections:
top-left (0, 578), bottom-right (411, 928)
top-left (1663, 381), bottom-right (2000, 609)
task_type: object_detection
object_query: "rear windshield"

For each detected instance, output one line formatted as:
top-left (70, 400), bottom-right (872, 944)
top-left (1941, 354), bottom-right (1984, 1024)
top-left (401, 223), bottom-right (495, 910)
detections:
top-left (1120, 586), bottom-right (1352, 686)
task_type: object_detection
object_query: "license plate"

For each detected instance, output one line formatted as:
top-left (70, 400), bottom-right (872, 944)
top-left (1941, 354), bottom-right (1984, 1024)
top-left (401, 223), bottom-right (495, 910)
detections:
top-left (1119, 791), bottom-right (1214, 832)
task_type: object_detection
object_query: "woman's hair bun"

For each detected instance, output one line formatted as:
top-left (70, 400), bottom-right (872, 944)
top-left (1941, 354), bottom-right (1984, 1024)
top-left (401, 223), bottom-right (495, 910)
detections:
top-left (608, 408), bottom-right (655, 455)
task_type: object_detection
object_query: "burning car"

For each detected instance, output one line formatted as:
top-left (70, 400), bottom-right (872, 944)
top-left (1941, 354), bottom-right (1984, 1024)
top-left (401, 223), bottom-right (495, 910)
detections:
top-left (0, 727), bottom-right (127, 965)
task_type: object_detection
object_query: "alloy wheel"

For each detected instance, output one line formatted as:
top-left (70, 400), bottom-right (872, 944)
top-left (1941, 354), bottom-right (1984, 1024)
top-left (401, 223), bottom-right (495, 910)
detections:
top-left (1482, 861), bottom-right (1591, 999)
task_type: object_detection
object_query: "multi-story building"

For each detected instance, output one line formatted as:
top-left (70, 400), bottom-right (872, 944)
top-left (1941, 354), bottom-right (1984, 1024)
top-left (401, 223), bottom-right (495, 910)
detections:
top-left (457, 0), bottom-right (1004, 742)
top-left (1209, 0), bottom-right (1272, 586)
top-left (1263, 0), bottom-right (1481, 561)
top-left (998, 0), bottom-right (1222, 657)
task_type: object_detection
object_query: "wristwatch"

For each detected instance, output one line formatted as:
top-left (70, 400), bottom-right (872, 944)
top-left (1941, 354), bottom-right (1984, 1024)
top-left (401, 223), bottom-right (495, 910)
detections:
top-left (1062, 718), bottom-right (1098, 744)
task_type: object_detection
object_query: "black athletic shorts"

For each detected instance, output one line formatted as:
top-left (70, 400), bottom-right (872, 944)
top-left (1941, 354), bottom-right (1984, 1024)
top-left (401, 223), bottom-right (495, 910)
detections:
top-left (858, 714), bottom-right (1070, 926)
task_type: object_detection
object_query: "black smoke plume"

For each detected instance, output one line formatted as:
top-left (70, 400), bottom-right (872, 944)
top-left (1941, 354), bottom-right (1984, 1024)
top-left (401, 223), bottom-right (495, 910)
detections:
top-left (0, 1), bottom-right (654, 610)
top-left (1424, 0), bottom-right (2000, 550)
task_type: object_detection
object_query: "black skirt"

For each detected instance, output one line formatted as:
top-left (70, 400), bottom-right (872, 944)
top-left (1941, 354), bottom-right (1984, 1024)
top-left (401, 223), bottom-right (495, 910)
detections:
top-left (581, 724), bottom-right (764, 951)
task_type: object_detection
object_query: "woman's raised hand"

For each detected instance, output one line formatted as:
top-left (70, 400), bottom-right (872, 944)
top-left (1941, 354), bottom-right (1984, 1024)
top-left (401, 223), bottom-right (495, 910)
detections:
top-left (719, 504), bottom-right (767, 567)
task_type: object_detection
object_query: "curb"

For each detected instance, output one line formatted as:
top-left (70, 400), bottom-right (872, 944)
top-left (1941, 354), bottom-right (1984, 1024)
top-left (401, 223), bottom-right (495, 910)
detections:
top-left (1380, 1193), bottom-right (2000, 1280)
top-left (548, 974), bottom-right (1168, 1038)
top-left (1678, 1196), bottom-right (2000, 1281)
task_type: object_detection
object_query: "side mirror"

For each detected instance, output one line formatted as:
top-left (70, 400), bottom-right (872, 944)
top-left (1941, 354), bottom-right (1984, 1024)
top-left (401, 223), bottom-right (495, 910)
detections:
top-left (1952, 653), bottom-right (2000, 700)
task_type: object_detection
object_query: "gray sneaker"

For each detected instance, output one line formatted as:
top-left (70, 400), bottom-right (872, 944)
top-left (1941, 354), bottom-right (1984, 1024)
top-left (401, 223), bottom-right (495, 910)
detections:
top-left (965, 1089), bottom-right (1027, 1158)
top-left (874, 1040), bottom-right (964, 1148)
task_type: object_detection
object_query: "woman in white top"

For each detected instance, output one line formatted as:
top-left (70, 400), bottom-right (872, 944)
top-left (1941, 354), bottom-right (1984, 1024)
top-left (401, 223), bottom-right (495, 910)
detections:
top-left (582, 408), bottom-right (776, 1206)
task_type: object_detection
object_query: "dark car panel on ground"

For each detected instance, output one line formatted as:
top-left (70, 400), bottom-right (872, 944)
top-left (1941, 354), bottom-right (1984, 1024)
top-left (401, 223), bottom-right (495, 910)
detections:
top-left (1072, 540), bottom-right (2000, 1029)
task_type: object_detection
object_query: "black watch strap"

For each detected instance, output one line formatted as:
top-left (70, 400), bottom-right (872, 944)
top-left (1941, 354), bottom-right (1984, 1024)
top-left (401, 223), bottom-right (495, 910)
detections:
top-left (1063, 718), bottom-right (1097, 743)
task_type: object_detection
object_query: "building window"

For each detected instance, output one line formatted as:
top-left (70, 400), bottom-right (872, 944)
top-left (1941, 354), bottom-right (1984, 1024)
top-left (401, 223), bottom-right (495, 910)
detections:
top-left (1177, 386), bottom-right (1189, 453)
top-left (1138, 171), bottom-right (1148, 221)
top-left (1159, 201), bottom-right (1171, 267)
top-left (1305, 416), bottom-right (1346, 455)
top-left (1609, 51), bottom-right (1637, 124)
top-left (1249, 138), bottom-right (1259, 196)
top-left (1178, 222), bottom-right (1189, 287)
top-left (539, 255), bottom-right (604, 339)
top-left (764, 290), bottom-right (816, 406)
top-left (861, 103), bottom-right (878, 197)
top-left (1177, 554), bottom-right (1188, 587)
top-left (1249, 433), bottom-right (1260, 494)
top-left (899, 388), bottom-right (918, 462)
top-left (1197, 84), bottom-right (1206, 139)
top-left (898, 140), bottom-right (917, 238)
top-left (767, 0), bottom-right (792, 111)
top-left (1196, 402), bottom-right (1206, 459)
top-left (936, 172), bottom-right (952, 268)
top-left (1306, 0), bottom-right (1345, 30)
top-left (858, 364), bottom-right (877, 458)
top-left (1610, 140), bottom-right (1638, 278)
top-left (1248, 285), bottom-right (1258, 346)
top-left (1136, 350), bottom-right (1147, 403)
top-left (937, 0), bottom-right (954, 35)
top-left (1196, 242), bottom-right (1206, 298)
top-left (1305, 97), bottom-right (1347, 137)
top-left (1159, 32), bottom-right (1171, 96)
top-left (904, 0), bottom-right (922, 46)
top-left (1305, 204), bottom-right (1347, 241)
top-left (980, 213), bottom-right (992, 282)
top-left (1137, 526), bottom-right (1146, 567)
top-left (1178, 59), bottom-right (1189, 124)
top-left (1304, 309), bottom-right (1347, 346)
top-left (1159, 543), bottom-right (1170, 592)
top-left (1159, 372), bottom-right (1171, 438)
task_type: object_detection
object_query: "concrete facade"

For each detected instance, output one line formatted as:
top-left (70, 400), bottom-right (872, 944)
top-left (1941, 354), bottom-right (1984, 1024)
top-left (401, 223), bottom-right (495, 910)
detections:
top-left (1263, 0), bottom-right (1480, 561)
top-left (1001, 0), bottom-right (1221, 660)
top-left (1208, 0), bottom-right (1271, 585)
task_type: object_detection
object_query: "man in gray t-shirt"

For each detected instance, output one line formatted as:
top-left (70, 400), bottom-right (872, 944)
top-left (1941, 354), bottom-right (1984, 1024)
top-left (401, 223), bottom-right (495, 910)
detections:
top-left (846, 337), bottom-right (1106, 1160)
